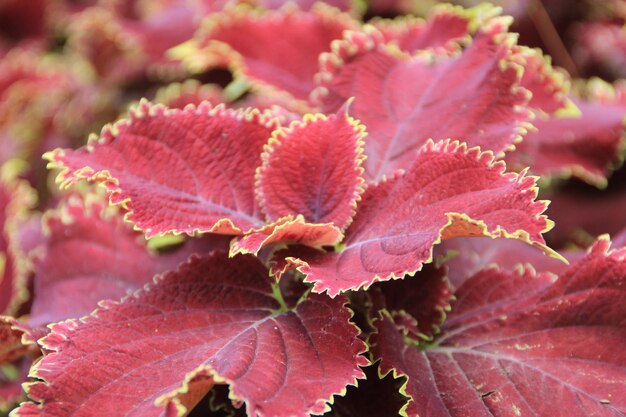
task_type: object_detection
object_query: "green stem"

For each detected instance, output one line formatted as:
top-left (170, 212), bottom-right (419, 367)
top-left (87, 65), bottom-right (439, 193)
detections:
top-left (271, 281), bottom-right (289, 314)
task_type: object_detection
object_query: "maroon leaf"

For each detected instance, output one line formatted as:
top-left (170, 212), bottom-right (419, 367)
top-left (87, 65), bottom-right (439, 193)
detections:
top-left (372, 237), bottom-right (626, 416)
top-left (0, 317), bottom-right (28, 364)
top-left (281, 140), bottom-right (555, 296)
top-left (194, 5), bottom-right (357, 100)
top-left (372, 4), bottom-right (479, 54)
top-left (314, 25), bottom-right (531, 180)
top-left (371, 264), bottom-right (453, 341)
top-left (512, 45), bottom-right (571, 115)
top-left (508, 79), bottom-right (626, 187)
top-left (436, 236), bottom-right (583, 288)
top-left (545, 187), bottom-right (626, 249)
top-left (46, 101), bottom-right (279, 237)
top-left (0, 167), bottom-right (36, 315)
top-left (256, 108), bottom-right (366, 229)
top-left (229, 215), bottom-right (343, 256)
top-left (16, 254), bottom-right (368, 417)
top-left (29, 195), bottom-right (192, 326)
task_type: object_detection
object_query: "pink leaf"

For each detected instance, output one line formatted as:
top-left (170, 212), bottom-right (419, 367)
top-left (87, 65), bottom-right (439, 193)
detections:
top-left (282, 140), bottom-right (554, 296)
top-left (508, 79), bottom-right (626, 187)
top-left (314, 27), bottom-right (531, 180)
top-left (256, 108), bottom-right (366, 229)
top-left (29, 195), bottom-right (203, 326)
top-left (371, 264), bottom-right (453, 341)
top-left (46, 101), bottom-right (279, 237)
top-left (195, 5), bottom-right (357, 100)
top-left (16, 254), bottom-right (367, 417)
top-left (372, 4), bottom-right (476, 54)
top-left (0, 169), bottom-right (35, 315)
top-left (372, 237), bottom-right (626, 416)
top-left (230, 215), bottom-right (343, 256)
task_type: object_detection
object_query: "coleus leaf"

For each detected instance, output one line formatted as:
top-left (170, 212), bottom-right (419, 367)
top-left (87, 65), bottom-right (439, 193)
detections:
top-left (511, 45), bottom-right (571, 115)
top-left (253, 0), bottom-right (356, 13)
top-left (0, 164), bottom-right (36, 315)
top-left (278, 140), bottom-right (555, 296)
top-left (256, 108), bottom-right (366, 229)
top-left (15, 254), bottom-right (368, 417)
top-left (371, 264), bottom-right (453, 342)
top-left (153, 80), bottom-right (301, 125)
top-left (46, 101), bottom-right (279, 237)
top-left (193, 5), bottom-right (357, 101)
top-left (0, 317), bottom-right (28, 365)
top-left (371, 237), bottom-right (626, 416)
top-left (371, 3), bottom-right (501, 55)
top-left (437, 236), bottom-right (582, 288)
top-left (231, 106), bottom-right (367, 256)
top-left (544, 187), bottom-right (626, 248)
top-left (313, 24), bottom-right (531, 180)
top-left (29, 194), bottom-right (215, 326)
top-left (507, 79), bottom-right (626, 187)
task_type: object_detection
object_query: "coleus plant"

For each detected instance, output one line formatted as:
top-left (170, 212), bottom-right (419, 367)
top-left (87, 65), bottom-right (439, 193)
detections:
top-left (0, 1), bottom-right (625, 417)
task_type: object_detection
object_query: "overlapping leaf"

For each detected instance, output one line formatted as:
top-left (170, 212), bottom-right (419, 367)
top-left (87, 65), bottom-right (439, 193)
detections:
top-left (314, 24), bottom-right (531, 180)
top-left (278, 140), bottom-right (554, 296)
top-left (194, 5), bottom-right (357, 100)
top-left (233, 108), bottom-right (365, 256)
top-left (372, 237), bottom-right (626, 416)
top-left (371, 264), bottom-right (453, 342)
top-left (0, 165), bottom-right (35, 315)
top-left (256, 110), bottom-right (366, 229)
top-left (15, 254), bottom-right (368, 417)
top-left (29, 195), bottom-right (217, 326)
top-left (508, 79), bottom-right (626, 186)
top-left (47, 101), bottom-right (279, 237)
top-left (371, 4), bottom-right (503, 55)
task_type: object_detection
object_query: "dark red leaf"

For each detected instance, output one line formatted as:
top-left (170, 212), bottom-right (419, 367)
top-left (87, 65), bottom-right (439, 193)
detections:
top-left (371, 264), bottom-right (453, 341)
top-left (194, 5), bottom-right (357, 100)
top-left (314, 26), bottom-right (531, 180)
top-left (256, 108), bottom-right (366, 229)
top-left (508, 79), bottom-right (626, 187)
top-left (372, 4), bottom-right (478, 54)
top-left (16, 254), bottom-right (368, 417)
top-left (372, 237), bottom-right (626, 416)
top-left (29, 195), bottom-right (199, 326)
top-left (229, 215), bottom-right (343, 256)
top-left (46, 101), bottom-right (279, 237)
top-left (0, 167), bottom-right (35, 315)
top-left (436, 236), bottom-right (583, 288)
top-left (281, 140), bottom-right (555, 296)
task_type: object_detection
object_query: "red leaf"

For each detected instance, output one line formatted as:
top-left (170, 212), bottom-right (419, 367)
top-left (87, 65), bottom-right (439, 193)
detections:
top-left (195, 5), bottom-right (356, 100)
top-left (372, 4), bottom-right (478, 54)
top-left (0, 317), bottom-right (28, 364)
top-left (230, 215), bottom-right (343, 256)
top-left (508, 79), bottom-right (626, 187)
top-left (46, 101), bottom-right (279, 237)
top-left (0, 167), bottom-right (36, 315)
top-left (16, 254), bottom-right (368, 417)
top-left (314, 26), bottom-right (531, 180)
top-left (512, 46), bottom-right (571, 115)
top-left (371, 264), bottom-right (453, 341)
top-left (256, 108), bottom-right (366, 229)
top-left (254, 0), bottom-right (355, 12)
top-left (436, 236), bottom-right (583, 288)
top-left (29, 195), bottom-right (191, 326)
top-left (372, 237), bottom-right (626, 416)
top-left (282, 140), bottom-right (554, 296)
